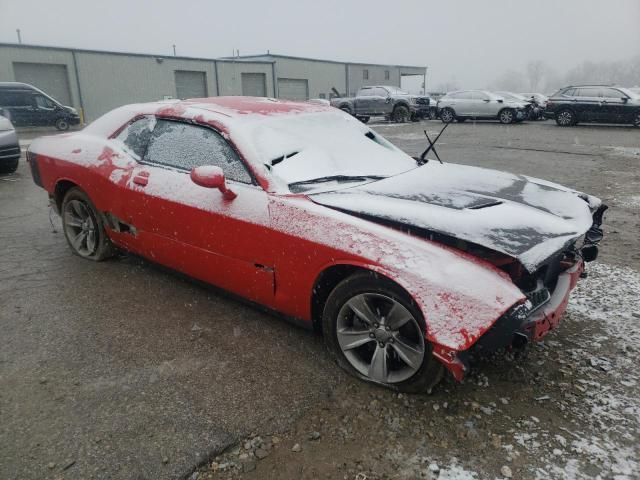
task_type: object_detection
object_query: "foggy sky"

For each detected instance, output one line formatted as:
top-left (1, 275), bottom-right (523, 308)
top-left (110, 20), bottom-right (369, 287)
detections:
top-left (1, 0), bottom-right (639, 91)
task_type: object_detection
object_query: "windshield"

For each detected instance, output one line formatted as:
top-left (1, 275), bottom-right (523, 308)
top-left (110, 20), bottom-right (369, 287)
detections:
top-left (238, 111), bottom-right (417, 192)
top-left (385, 87), bottom-right (410, 95)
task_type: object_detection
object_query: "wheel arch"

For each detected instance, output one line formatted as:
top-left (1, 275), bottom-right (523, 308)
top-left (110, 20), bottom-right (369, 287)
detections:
top-left (310, 262), bottom-right (415, 333)
top-left (53, 178), bottom-right (81, 212)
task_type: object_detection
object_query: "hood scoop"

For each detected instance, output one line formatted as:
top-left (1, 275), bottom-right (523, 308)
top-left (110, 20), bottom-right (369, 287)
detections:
top-left (309, 163), bottom-right (599, 272)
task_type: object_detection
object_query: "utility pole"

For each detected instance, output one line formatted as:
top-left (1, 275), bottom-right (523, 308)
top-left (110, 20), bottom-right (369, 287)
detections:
top-left (172, 44), bottom-right (176, 56)
top-left (16, 29), bottom-right (22, 44)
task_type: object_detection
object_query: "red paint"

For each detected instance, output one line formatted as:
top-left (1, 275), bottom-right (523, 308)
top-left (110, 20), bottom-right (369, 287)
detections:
top-left (27, 99), bottom-right (585, 381)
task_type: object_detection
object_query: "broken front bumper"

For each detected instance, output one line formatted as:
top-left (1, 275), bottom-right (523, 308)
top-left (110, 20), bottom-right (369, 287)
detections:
top-left (434, 259), bottom-right (584, 382)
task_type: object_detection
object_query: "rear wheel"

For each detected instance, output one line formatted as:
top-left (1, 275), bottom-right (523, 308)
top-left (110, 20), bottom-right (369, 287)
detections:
top-left (62, 188), bottom-right (114, 261)
top-left (322, 272), bottom-right (444, 393)
top-left (0, 157), bottom-right (19, 174)
top-left (440, 107), bottom-right (455, 123)
top-left (633, 112), bottom-right (640, 127)
top-left (555, 109), bottom-right (576, 126)
top-left (498, 109), bottom-right (515, 124)
top-left (357, 116), bottom-right (370, 124)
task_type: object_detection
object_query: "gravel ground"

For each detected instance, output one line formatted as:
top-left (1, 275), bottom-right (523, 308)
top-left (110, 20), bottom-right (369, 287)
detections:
top-left (1, 119), bottom-right (639, 479)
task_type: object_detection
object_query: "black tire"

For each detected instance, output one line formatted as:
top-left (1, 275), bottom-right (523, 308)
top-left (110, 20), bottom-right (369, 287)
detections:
top-left (55, 118), bottom-right (70, 131)
top-left (498, 108), bottom-right (515, 124)
top-left (428, 108), bottom-right (438, 120)
top-left (357, 116), bottom-right (370, 124)
top-left (555, 109), bottom-right (576, 127)
top-left (61, 187), bottom-right (115, 261)
top-left (0, 157), bottom-right (19, 174)
top-left (440, 107), bottom-right (455, 123)
top-left (322, 271), bottom-right (444, 393)
top-left (392, 105), bottom-right (410, 123)
top-left (633, 112), bottom-right (640, 128)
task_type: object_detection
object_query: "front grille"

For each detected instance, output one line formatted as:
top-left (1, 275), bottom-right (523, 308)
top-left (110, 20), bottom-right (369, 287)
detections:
top-left (526, 286), bottom-right (551, 312)
top-left (0, 145), bottom-right (20, 159)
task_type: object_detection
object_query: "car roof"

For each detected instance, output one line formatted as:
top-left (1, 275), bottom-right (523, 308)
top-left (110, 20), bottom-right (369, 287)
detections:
top-left (0, 82), bottom-right (37, 89)
top-left (175, 96), bottom-right (333, 118)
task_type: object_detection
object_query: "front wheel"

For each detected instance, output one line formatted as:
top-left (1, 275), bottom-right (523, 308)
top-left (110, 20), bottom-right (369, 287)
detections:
top-left (62, 187), bottom-right (114, 261)
top-left (55, 118), bottom-right (70, 131)
top-left (322, 272), bottom-right (444, 393)
top-left (357, 116), bottom-right (370, 124)
top-left (392, 105), bottom-right (410, 123)
top-left (440, 107), bottom-right (455, 123)
top-left (498, 109), bottom-right (515, 124)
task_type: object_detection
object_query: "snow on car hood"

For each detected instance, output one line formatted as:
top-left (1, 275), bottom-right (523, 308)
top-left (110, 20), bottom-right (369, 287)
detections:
top-left (309, 162), bottom-right (601, 272)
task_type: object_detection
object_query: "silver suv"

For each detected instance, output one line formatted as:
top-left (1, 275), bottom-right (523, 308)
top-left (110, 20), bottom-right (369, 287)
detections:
top-left (437, 90), bottom-right (529, 124)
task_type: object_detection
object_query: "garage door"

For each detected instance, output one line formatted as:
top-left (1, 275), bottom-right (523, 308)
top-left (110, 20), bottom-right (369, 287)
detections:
top-left (13, 62), bottom-right (72, 106)
top-left (278, 78), bottom-right (309, 101)
top-left (175, 70), bottom-right (207, 99)
top-left (241, 73), bottom-right (267, 97)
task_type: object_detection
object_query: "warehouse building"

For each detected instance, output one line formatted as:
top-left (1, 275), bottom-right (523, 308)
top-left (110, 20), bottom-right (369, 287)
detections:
top-left (0, 43), bottom-right (426, 122)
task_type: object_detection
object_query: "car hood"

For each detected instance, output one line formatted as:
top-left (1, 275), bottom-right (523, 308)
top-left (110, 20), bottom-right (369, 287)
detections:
top-left (309, 163), bottom-right (601, 272)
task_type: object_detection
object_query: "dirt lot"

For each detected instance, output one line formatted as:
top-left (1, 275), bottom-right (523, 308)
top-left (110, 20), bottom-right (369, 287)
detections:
top-left (1, 120), bottom-right (639, 480)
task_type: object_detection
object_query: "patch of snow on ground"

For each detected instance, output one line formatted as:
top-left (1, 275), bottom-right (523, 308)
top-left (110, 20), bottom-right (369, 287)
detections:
top-left (606, 146), bottom-right (640, 158)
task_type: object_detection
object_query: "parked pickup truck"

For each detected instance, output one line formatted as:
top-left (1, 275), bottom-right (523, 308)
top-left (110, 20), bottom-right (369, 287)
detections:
top-left (330, 86), bottom-right (429, 123)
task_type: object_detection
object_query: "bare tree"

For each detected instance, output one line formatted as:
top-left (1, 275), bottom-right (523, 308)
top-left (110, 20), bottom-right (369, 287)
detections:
top-left (526, 60), bottom-right (547, 91)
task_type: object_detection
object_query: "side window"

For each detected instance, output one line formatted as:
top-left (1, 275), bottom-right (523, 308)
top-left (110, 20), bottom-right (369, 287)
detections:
top-left (373, 87), bottom-right (388, 97)
top-left (34, 95), bottom-right (55, 109)
top-left (576, 87), bottom-right (601, 98)
top-left (473, 92), bottom-right (489, 100)
top-left (0, 91), bottom-right (31, 107)
top-left (143, 120), bottom-right (252, 184)
top-left (458, 91), bottom-right (473, 100)
top-left (602, 88), bottom-right (624, 99)
top-left (116, 116), bottom-right (155, 160)
top-left (358, 88), bottom-right (373, 97)
top-left (562, 88), bottom-right (576, 97)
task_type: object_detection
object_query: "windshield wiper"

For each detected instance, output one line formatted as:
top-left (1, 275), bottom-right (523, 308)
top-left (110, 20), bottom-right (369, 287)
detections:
top-left (289, 175), bottom-right (386, 187)
top-left (270, 151), bottom-right (299, 167)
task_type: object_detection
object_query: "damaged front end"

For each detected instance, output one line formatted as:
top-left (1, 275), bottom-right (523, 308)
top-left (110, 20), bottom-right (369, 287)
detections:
top-left (434, 203), bottom-right (607, 382)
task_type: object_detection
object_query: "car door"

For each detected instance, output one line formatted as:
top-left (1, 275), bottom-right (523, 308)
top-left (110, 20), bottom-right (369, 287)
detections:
top-left (118, 118), bottom-right (276, 306)
top-left (0, 90), bottom-right (34, 126)
top-left (600, 88), bottom-right (629, 123)
top-left (372, 87), bottom-right (392, 115)
top-left (33, 94), bottom-right (59, 126)
top-left (573, 87), bottom-right (602, 122)
top-left (354, 88), bottom-right (375, 115)
top-left (473, 91), bottom-right (494, 117)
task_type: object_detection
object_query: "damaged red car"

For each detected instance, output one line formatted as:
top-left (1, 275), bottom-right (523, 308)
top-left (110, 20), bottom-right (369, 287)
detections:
top-left (27, 97), bottom-right (606, 392)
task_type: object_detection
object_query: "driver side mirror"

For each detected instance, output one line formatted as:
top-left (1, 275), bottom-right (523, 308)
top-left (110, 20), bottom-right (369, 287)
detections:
top-left (190, 166), bottom-right (236, 200)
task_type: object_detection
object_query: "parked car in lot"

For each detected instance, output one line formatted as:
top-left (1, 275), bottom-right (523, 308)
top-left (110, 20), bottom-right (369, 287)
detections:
top-left (330, 86), bottom-right (429, 123)
top-left (545, 85), bottom-right (640, 127)
top-left (518, 92), bottom-right (549, 120)
top-left (27, 97), bottom-right (606, 391)
top-left (0, 82), bottom-right (81, 131)
top-left (0, 108), bottom-right (20, 173)
top-left (438, 90), bottom-right (529, 124)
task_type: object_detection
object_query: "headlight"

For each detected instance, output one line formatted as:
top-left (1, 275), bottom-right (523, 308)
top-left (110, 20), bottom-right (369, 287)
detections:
top-left (67, 107), bottom-right (78, 115)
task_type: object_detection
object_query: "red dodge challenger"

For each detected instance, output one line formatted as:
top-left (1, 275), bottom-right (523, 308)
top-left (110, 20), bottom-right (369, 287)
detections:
top-left (27, 97), bottom-right (606, 392)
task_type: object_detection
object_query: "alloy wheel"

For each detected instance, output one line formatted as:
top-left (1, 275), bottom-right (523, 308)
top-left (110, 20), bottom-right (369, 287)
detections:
top-left (336, 293), bottom-right (425, 384)
top-left (500, 110), bottom-right (514, 124)
top-left (557, 111), bottom-right (574, 126)
top-left (63, 199), bottom-right (98, 257)
top-left (441, 108), bottom-right (454, 123)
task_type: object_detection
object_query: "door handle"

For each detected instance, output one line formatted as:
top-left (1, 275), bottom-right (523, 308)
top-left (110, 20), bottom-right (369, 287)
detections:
top-left (133, 171), bottom-right (149, 186)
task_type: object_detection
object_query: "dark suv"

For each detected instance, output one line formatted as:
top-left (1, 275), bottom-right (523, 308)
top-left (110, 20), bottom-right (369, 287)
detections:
top-left (0, 82), bottom-right (81, 131)
top-left (545, 85), bottom-right (640, 127)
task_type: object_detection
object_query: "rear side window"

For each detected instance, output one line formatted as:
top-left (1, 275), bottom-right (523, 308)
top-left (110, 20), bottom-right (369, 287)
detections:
top-left (561, 88), bottom-right (576, 97)
top-left (116, 116), bottom-right (155, 160)
top-left (143, 120), bottom-right (252, 184)
top-left (358, 88), bottom-right (374, 97)
top-left (0, 90), bottom-right (32, 107)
